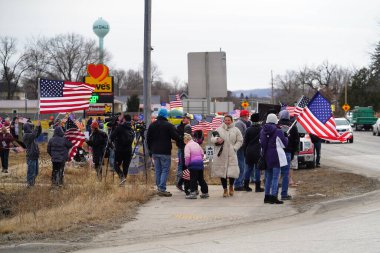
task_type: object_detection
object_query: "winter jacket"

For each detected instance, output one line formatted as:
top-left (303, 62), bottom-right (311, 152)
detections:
top-left (235, 118), bottom-right (248, 138)
top-left (260, 123), bottom-right (288, 169)
top-left (176, 121), bottom-right (192, 149)
top-left (147, 116), bottom-right (180, 156)
top-left (87, 129), bottom-right (108, 162)
top-left (210, 123), bottom-right (243, 178)
top-left (184, 139), bottom-right (204, 170)
top-left (0, 132), bottom-right (14, 151)
top-left (110, 122), bottom-right (134, 152)
top-left (23, 123), bottom-right (41, 160)
top-left (243, 123), bottom-right (262, 166)
top-left (278, 119), bottom-right (300, 159)
top-left (47, 127), bottom-right (72, 162)
top-left (10, 122), bottom-right (22, 140)
top-left (310, 133), bottom-right (321, 144)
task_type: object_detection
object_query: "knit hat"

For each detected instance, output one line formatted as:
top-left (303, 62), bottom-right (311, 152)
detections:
top-left (250, 113), bottom-right (260, 123)
top-left (91, 121), bottom-right (99, 129)
top-left (158, 108), bottom-right (168, 118)
top-left (279, 110), bottom-right (290, 120)
top-left (266, 113), bottom-right (278, 124)
top-left (240, 110), bottom-right (249, 117)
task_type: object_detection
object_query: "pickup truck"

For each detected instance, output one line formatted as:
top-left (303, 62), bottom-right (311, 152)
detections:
top-left (296, 123), bottom-right (315, 169)
top-left (351, 106), bottom-right (377, 131)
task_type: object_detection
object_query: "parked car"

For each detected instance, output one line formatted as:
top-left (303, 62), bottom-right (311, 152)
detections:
top-left (296, 123), bottom-right (315, 169)
top-left (334, 118), bottom-right (354, 143)
top-left (372, 118), bottom-right (380, 136)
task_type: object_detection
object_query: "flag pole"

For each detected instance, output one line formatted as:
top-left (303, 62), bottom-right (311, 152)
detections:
top-left (37, 78), bottom-right (41, 120)
top-left (287, 118), bottom-right (298, 135)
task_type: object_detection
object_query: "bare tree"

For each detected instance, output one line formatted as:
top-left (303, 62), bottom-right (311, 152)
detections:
top-left (0, 36), bottom-right (29, 99)
top-left (111, 69), bottom-right (127, 96)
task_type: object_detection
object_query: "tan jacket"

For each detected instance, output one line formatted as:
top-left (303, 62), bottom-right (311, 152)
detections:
top-left (210, 123), bottom-right (243, 178)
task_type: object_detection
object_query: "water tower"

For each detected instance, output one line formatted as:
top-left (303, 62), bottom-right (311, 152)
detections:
top-left (93, 17), bottom-right (110, 63)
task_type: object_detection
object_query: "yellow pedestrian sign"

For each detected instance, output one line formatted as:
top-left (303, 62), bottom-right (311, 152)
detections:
top-left (241, 101), bottom-right (249, 108)
top-left (342, 104), bottom-right (350, 112)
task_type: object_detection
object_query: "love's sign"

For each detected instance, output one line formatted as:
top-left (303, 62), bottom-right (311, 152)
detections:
top-left (85, 64), bottom-right (113, 93)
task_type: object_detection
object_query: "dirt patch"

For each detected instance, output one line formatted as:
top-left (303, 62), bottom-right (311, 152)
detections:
top-left (291, 166), bottom-right (380, 212)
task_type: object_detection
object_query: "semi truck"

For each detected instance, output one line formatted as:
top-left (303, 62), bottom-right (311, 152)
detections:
top-left (351, 106), bottom-right (377, 131)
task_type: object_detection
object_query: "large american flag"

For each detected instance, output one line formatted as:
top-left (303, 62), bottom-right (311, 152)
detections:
top-left (294, 96), bottom-right (310, 116)
top-left (297, 92), bottom-right (351, 142)
top-left (39, 79), bottom-right (95, 114)
top-left (169, 94), bottom-right (183, 109)
top-left (64, 117), bottom-right (86, 161)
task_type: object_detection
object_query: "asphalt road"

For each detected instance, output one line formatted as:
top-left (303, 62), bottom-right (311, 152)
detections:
top-left (2, 130), bottom-right (380, 253)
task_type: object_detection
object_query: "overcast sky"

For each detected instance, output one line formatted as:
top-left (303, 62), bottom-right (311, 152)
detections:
top-left (1, 0), bottom-right (380, 90)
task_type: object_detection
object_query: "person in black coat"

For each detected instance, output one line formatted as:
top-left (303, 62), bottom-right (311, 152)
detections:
top-left (86, 121), bottom-right (108, 181)
top-left (310, 133), bottom-right (322, 167)
top-left (47, 126), bottom-right (72, 186)
top-left (147, 108), bottom-right (180, 197)
top-left (110, 114), bottom-right (135, 186)
top-left (243, 113), bottom-right (264, 192)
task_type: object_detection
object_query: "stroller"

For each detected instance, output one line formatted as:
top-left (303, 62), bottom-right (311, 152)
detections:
top-left (73, 147), bottom-right (88, 167)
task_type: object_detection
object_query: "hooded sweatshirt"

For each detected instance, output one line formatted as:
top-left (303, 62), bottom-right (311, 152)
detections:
top-left (260, 123), bottom-right (288, 169)
top-left (47, 127), bottom-right (72, 162)
top-left (23, 123), bottom-right (41, 160)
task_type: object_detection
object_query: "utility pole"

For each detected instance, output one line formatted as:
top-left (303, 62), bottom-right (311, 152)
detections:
top-left (143, 0), bottom-right (152, 126)
top-left (271, 70), bottom-right (274, 104)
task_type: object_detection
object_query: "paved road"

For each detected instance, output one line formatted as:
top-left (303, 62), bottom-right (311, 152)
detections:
top-left (2, 130), bottom-right (380, 253)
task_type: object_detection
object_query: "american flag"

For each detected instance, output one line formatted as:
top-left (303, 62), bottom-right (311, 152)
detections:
top-left (64, 117), bottom-right (86, 161)
top-left (39, 79), bottom-right (95, 114)
top-left (211, 117), bottom-right (223, 130)
top-left (294, 96), bottom-right (310, 116)
top-left (191, 121), bottom-right (212, 132)
top-left (169, 94), bottom-right (183, 109)
top-left (297, 92), bottom-right (352, 142)
top-left (285, 106), bottom-right (296, 117)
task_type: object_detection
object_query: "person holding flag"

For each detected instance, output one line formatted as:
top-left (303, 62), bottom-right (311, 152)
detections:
top-left (86, 121), bottom-right (108, 181)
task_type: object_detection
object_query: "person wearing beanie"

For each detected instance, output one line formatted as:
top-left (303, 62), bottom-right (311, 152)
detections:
top-left (260, 113), bottom-right (288, 204)
top-left (242, 113), bottom-right (263, 192)
top-left (278, 110), bottom-right (299, 201)
top-left (23, 120), bottom-right (42, 187)
top-left (110, 114), bottom-right (135, 186)
top-left (147, 108), bottom-right (180, 197)
top-left (0, 123), bottom-right (14, 173)
top-left (210, 115), bottom-right (243, 197)
top-left (86, 120), bottom-right (108, 181)
top-left (233, 109), bottom-right (251, 191)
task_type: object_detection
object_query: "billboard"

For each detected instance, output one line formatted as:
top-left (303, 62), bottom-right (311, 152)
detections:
top-left (188, 52), bottom-right (227, 98)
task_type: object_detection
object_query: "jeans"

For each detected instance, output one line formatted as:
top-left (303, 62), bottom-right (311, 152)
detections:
top-left (0, 149), bottom-right (9, 171)
top-left (234, 148), bottom-right (246, 188)
top-left (176, 149), bottom-right (184, 185)
top-left (189, 169), bottom-right (208, 194)
top-left (264, 167), bottom-right (281, 196)
top-left (153, 154), bottom-right (171, 192)
top-left (244, 163), bottom-right (261, 182)
top-left (314, 142), bottom-right (321, 165)
top-left (280, 152), bottom-right (292, 198)
top-left (27, 159), bottom-right (39, 186)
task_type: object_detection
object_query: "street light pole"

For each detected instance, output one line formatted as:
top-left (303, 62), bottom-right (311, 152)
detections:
top-left (143, 0), bottom-right (152, 126)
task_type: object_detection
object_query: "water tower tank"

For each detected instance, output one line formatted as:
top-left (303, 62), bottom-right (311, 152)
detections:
top-left (93, 18), bottom-right (110, 38)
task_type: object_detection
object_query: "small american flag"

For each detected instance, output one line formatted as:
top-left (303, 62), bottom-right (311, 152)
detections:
top-left (169, 94), bottom-right (183, 109)
top-left (211, 117), bottom-right (223, 130)
top-left (64, 118), bottom-right (85, 161)
top-left (297, 92), bottom-right (351, 142)
top-left (294, 96), bottom-right (310, 116)
top-left (285, 106), bottom-right (296, 117)
top-left (39, 79), bottom-right (95, 114)
top-left (182, 169), bottom-right (190, 181)
top-left (191, 121), bottom-right (212, 132)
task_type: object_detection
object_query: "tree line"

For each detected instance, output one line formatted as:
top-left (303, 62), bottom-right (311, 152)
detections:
top-left (0, 33), bottom-right (187, 102)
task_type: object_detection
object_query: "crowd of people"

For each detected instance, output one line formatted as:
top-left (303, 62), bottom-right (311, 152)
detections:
top-left (1, 108), bottom-right (319, 204)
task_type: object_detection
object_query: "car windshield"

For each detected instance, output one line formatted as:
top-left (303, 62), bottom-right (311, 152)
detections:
top-left (335, 119), bottom-right (349, 126)
top-left (296, 123), bottom-right (306, 134)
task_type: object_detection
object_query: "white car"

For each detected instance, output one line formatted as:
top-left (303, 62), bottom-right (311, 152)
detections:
top-left (372, 118), bottom-right (380, 136)
top-left (334, 118), bottom-right (354, 143)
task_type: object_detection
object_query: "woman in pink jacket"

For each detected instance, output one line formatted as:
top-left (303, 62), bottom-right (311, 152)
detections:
top-left (184, 133), bottom-right (209, 199)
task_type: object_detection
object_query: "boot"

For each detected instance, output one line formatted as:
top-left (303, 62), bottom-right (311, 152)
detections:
top-left (264, 195), bottom-right (272, 204)
top-left (244, 180), bottom-right (252, 192)
top-left (255, 181), bottom-right (264, 192)
top-left (229, 185), bottom-right (234, 196)
top-left (271, 195), bottom-right (284, 204)
top-left (223, 189), bottom-right (229, 198)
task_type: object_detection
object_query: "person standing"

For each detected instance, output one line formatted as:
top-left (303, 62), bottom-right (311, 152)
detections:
top-left (110, 114), bottom-right (135, 186)
top-left (86, 117), bottom-right (93, 134)
top-left (0, 123), bottom-right (14, 173)
top-left (234, 110), bottom-right (250, 191)
top-left (310, 133), bottom-right (322, 167)
top-left (86, 121), bottom-right (108, 181)
top-left (278, 110), bottom-right (299, 200)
top-left (23, 121), bottom-right (41, 187)
top-left (260, 113), bottom-right (288, 204)
top-left (210, 115), bottom-right (243, 197)
top-left (147, 108), bottom-right (180, 197)
top-left (47, 126), bottom-right (72, 186)
top-left (243, 113), bottom-right (263, 192)
top-left (10, 117), bottom-right (21, 141)
top-left (175, 113), bottom-right (192, 191)
top-left (183, 133), bottom-right (208, 199)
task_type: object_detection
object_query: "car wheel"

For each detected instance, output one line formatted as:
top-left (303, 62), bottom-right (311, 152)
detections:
top-left (374, 131), bottom-right (376, 136)
top-left (377, 130), bottom-right (380, 136)
top-left (349, 137), bottom-right (354, 143)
